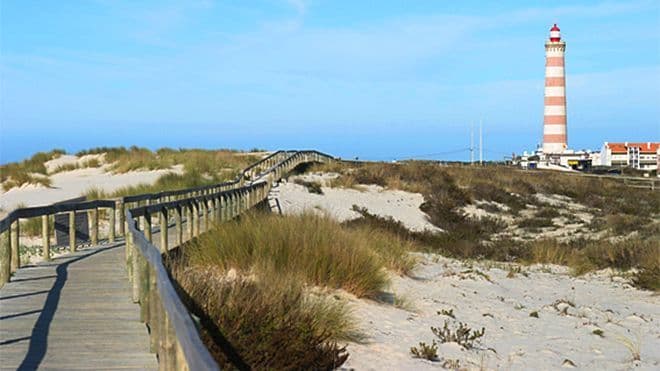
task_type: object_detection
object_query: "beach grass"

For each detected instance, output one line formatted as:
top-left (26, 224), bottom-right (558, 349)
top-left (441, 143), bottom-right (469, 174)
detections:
top-left (1, 149), bottom-right (64, 190)
top-left (170, 211), bottom-right (418, 368)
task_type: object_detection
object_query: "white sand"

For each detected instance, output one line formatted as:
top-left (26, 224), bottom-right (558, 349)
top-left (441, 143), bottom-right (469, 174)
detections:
top-left (278, 174), bottom-right (440, 232)
top-left (278, 174), bottom-right (658, 370)
top-left (341, 254), bottom-right (659, 370)
top-left (1, 165), bottom-right (183, 216)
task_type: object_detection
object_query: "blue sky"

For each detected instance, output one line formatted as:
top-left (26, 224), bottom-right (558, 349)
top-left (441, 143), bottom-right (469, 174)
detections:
top-left (1, 0), bottom-right (659, 163)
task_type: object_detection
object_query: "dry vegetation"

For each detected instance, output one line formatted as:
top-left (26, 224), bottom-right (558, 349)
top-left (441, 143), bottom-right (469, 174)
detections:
top-left (1, 146), bottom-right (262, 194)
top-left (0, 149), bottom-right (65, 190)
top-left (312, 161), bottom-right (660, 290)
top-left (170, 212), bottom-right (419, 369)
top-left (78, 147), bottom-right (262, 199)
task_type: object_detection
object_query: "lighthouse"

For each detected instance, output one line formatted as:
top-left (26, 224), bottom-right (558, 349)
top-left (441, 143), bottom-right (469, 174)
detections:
top-left (542, 24), bottom-right (567, 154)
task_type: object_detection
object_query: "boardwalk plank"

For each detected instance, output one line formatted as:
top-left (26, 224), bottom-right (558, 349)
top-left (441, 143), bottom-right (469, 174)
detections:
top-left (0, 242), bottom-right (157, 370)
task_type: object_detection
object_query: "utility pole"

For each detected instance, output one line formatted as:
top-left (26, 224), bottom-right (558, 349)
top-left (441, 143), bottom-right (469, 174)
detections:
top-left (470, 122), bottom-right (474, 164)
top-left (479, 119), bottom-right (483, 165)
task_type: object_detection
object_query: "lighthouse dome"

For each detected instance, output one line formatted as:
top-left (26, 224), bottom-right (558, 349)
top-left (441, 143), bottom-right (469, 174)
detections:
top-left (549, 24), bottom-right (561, 42)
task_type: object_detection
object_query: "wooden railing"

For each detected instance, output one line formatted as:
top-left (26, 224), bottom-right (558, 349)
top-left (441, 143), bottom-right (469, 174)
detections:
top-left (0, 149), bottom-right (334, 370)
top-left (0, 150), bottom-right (299, 284)
top-left (0, 199), bottom-right (117, 283)
top-left (123, 150), bottom-right (333, 370)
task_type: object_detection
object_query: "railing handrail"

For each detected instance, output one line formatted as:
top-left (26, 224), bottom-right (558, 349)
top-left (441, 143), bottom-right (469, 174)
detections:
top-left (127, 208), bottom-right (221, 371)
top-left (0, 199), bottom-right (116, 234)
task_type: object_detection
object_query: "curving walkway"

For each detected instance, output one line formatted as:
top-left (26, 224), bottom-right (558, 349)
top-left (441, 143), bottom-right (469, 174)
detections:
top-left (0, 241), bottom-right (157, 370)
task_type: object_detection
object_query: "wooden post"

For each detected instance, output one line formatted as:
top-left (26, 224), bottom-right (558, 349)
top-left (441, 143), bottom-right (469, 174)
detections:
top-left (118, 200), bottom-right (126, 236)
top-left (144, 212), bottom-right (152, 243)
top-left (109, 206), bottom-right (116, 243)
top-left (139, 254), bottom-right (150, 322)
top-left (42, 215), bottom-right (50, 261)
top-left (175, 206), bottom-right (183, 247)
top-left (90, 208), bottom-right (99, 245)
top-left (187, 205), bottom-right (194, 241)
top-left (0, 230), bottom-right (10, 284)
top-left (193, 203), bottom-right (200, 237)
top-left (124, 214), bottom-right (131, 262)
top-left (201, 200), bottom-right (208, 232)
top-left (69, 211), bottom-right (76, 252)
top-left (10, 220), bottom-right (20, 272)
top-left (160, 208), bottom-right (168, 253)
top-left (149, 268), bottom-right (159, 353)
top-left (215, 197), bottom-right (222, 222)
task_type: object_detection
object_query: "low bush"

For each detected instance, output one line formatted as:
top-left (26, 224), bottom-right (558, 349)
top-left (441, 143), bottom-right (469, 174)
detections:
top-left (173, 266), bottom-right (351, 369)
top-left (535, 207), bottom-right (561, 219)
top-left (430, 321), bottom-right (485, 349)
top-left (410, 341), bottom-right (438, 361)
top-left (293, 179), bottom-right (324, 194)
top-left (518, 217), bottom-right (554, 229)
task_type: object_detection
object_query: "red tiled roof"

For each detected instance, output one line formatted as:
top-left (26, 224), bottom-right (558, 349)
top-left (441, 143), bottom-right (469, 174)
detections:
top-left (605, 142), bottom-right (660, 153)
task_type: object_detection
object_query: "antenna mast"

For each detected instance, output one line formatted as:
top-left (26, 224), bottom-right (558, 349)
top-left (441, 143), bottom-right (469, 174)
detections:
top-left (479, 119), bottom-right (483, 165)
top-left (470, 122), bottom-right (474, 164)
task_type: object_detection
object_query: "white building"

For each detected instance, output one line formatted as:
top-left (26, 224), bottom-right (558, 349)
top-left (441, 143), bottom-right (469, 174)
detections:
top-left (600, 142), bottom-right (660, 171)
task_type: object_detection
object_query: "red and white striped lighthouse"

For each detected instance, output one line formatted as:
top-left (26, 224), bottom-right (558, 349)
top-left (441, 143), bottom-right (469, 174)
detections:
top-left (543, 24), bottom-right (567, 154)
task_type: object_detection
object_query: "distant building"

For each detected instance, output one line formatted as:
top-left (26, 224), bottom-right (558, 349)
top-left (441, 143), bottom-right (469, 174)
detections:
top-left (600, 142), bottom-right (660, 170)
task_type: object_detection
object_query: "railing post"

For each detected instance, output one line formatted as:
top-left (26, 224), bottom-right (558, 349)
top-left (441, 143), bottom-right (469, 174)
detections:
top-left (187, 204), bottom-right (194, 241)
top-left (221, 195), bottom-right (227, 221)
top-left (144, 211), bottom-right (152, 243)
top-left (193, 202), bottom-right (200, 237)
top-left (160, 208), bottom-right (168, 253)
top-left (129, 229), bottom-right (141, 304)
top-left (42, 215), bottom-right (51, 261)
top-left (139, 254), bottom-right (149, 322)
top-left (149, 267), bottom-right (159, 353)
top-left (109, 206), bottom-right (116, 243)
top-left (215, 196), bottom-right (222, 222)
top-left (1, 228), bottom-right (10, 285)
top-left (10, 220), bottom-right (20, 272)
top-left (69, 211), bottom-right (76, 252)
top-left (124, 206), bottom-right (131, 261)
top-left (90, 208), bottom-right (99, 245)
top-left (175, 206), bottom-right (183, 247)
top-left (119, 200), bottom-right (126, 236)
top-left (202, 200), bottom-right (209, 232)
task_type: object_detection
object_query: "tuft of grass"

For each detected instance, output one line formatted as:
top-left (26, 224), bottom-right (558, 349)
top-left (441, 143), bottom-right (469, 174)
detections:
top-left (615, 333), bottom-right (641, 362)
top-left (410, 341), bottom-right (438, 361)
top-left (430, 320), bottom-right (485, 349)
top-left (294, 178), bottom-right (324, 194)
top-left (438, 308), bottom-right (455, 319)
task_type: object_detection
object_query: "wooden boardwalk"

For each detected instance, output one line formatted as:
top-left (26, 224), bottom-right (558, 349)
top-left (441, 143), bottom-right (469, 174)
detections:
top-left (0, 241), bottom-right (157, 370)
